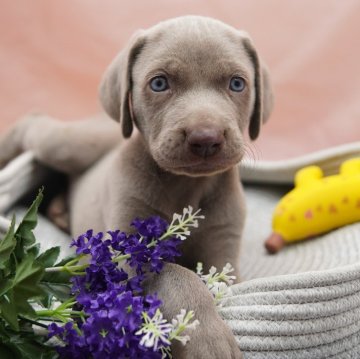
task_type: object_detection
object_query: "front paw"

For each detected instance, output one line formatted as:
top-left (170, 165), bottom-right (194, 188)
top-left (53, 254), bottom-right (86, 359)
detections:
top-left (143, 263), bottom-right (243, 358)
top-left (172, 312), bottom-right (243, 359)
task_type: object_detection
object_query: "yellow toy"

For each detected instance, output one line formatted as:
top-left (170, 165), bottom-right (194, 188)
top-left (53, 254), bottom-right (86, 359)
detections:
top-left (265, 157), bottom-right (360, 254)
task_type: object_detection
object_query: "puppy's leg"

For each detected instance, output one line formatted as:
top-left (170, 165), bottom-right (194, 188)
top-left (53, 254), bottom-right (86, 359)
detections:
top-left (0, 113), bottom-right (120, 174)
top-left (179, 180), bottom-right (245, 282)
top-left (144, 263), bottom-right (243, 359)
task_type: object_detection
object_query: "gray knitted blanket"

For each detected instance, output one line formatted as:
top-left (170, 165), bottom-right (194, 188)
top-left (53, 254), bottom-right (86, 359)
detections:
top-left (1, 142), bottom-right (360, 358)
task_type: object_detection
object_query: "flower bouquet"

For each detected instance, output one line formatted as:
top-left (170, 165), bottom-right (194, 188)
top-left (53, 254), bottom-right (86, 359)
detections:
top-left (0, 190), bottom-right (235, 358)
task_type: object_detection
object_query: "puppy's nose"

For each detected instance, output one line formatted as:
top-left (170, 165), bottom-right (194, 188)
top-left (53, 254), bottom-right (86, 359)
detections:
top-left (187, 128), bottom-right (224, 158)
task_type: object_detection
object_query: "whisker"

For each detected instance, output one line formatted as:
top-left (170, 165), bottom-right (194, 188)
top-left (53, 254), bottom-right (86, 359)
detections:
top-left (243, 141), bottom-right (262, 167)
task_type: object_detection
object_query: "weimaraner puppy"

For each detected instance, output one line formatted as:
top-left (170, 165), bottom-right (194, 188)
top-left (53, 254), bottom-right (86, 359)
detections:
top-left (0, 16), bottom-right (273, 358)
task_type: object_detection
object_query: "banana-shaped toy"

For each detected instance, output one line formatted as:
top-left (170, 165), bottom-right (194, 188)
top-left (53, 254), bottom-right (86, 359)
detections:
top-left (265, 158), bottom-right (360, 254)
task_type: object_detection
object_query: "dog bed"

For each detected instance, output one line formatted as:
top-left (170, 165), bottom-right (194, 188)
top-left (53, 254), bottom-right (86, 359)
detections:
top-left (1, 142), bottom-right (360, 358)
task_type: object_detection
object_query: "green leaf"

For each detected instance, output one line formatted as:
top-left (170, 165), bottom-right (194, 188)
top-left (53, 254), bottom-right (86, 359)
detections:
top-left (14, 255), bottom-right (44, 289)
top-left (0, 255), bottom-right (46, 328)
top-left (14, 189), bottom-right (44, 261)
top-left (28, 243), bottom-right (41, 258)
top-left (39, 282), bottom-right (71, 303)
top-left (9, 340), bottom-right (58, 359)
top-left (0, 190), bottom-right (62, 354)
top-left (53, 253), bottom-right (78, 269)
top-left (36, 247), bottom-right (60, 268)
top-left (1, 339), bottom-right (58, 359)
top-left (42, 254), bottom-right (76, 284)
top-left (13, 256), bottom-right (45, 309)
top-left (36, 247), bottom-right (63, 307)
top-left (0, 279), bottom-right (14, 297)
top-left (0, 217), bottom-right (16, 270)
top-left (0, 290), bottom-right (19, 331)
top-left (0, 321), bottom-right (59, 359)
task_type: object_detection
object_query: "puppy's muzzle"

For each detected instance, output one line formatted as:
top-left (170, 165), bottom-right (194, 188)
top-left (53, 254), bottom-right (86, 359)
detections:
top-left (186, 127), bottom-right (225, 158)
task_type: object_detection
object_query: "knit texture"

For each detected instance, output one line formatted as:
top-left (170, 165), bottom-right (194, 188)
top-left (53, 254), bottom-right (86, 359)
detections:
top-left (220, 262), bottom-right (360, 358)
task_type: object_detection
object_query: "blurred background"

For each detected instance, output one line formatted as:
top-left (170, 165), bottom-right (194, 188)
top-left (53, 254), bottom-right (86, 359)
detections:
top-left (0, 0), bottom-right (359, 160)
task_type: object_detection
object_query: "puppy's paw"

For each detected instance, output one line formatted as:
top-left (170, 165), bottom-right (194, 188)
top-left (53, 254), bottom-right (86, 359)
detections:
top-left (172, 314), bottom-right (243, 359)
top-left (144, 264), bottom-right (243, 358)
top-left (170, 302), bottom-right (243, 359)
top-left (172, 319), bottom-right (243, 359)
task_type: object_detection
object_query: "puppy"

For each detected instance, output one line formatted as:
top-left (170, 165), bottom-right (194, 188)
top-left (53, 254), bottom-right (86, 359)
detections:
top-left (0, 16), bottom-right (273, 358)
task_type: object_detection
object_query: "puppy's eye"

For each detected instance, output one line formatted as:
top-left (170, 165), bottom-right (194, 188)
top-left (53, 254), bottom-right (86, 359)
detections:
top-left (150, 76), bottom-right (169, 92)
top-left (229, 76), bottom-right (245, 92)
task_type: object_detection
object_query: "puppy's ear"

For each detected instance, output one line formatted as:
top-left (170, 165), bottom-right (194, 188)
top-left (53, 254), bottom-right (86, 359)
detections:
top-left (242, 36), bottom-right (274, 141)
top-left (99, 31), bottom-right (146, 138)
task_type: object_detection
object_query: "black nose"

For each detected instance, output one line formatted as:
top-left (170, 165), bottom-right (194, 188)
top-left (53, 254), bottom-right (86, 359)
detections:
top-left (187, 128), bottom-right (224, 158)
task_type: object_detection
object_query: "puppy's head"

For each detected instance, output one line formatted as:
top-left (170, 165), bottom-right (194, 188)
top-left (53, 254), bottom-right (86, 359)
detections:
top-left (100, 16), bottom-right (273, 176)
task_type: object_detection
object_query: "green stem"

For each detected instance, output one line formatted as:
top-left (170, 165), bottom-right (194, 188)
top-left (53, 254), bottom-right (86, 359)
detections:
top-left (35, 297), bottom-right (84, 321)
top-left (45, 263), bottom-right (88, 273)
top-left (44, 254), bottom-right (87, 273)
top-left (36, 309), bottom-right (85, 319)
top-left (58, 298), bottom-right (77, 309)
top-left (65, 256), bottom-right (84, 266)
top-left (113, 254), bottom-right (130, 263)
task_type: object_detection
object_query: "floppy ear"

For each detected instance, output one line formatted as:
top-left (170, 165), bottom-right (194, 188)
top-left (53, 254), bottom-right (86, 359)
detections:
top-left (99, 31), bottom-right (146, 138)
top-left (242, 37), bottom-right (274, 141)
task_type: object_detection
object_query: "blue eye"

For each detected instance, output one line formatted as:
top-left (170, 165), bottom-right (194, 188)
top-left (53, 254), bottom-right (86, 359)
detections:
top-left (229, 76), bottom-right (245, 92)
top-left (150, 76), bottom-right (169, 92)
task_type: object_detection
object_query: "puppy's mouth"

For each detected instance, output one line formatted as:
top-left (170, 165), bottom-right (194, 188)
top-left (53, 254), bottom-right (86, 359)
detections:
top-left (160, 154), bottom-right (243, 177)
top-left (151, 128), bottom-right (245, 176)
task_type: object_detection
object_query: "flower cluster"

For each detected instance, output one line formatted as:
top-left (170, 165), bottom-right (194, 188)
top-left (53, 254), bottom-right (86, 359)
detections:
top-left (196, 262), bottom-right (236, 305)
top-left (48, 207), bottom-right (203, 358)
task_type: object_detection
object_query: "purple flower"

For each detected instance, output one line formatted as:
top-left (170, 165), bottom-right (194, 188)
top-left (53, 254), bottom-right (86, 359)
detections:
top-left (131, 216), bottom-right (168, 239)
top-left (49, 291), bottom-right (164, 358)
top-left (150, 237), bottom-right (182, 272)
top-left (144, 294), bottom-right (163, 317)
top-left (48, 322), bottom-right (89, 358)
top-left (127, 273), bottom-right (145, 294)
top-left (49, 214), bottom-right (184, 358)
top-left (109, 218), bottom-right (182, 275)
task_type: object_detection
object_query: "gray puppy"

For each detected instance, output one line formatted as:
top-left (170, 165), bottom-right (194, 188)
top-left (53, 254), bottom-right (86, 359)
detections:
top-left (0, 16), bottom-right (273, 358)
